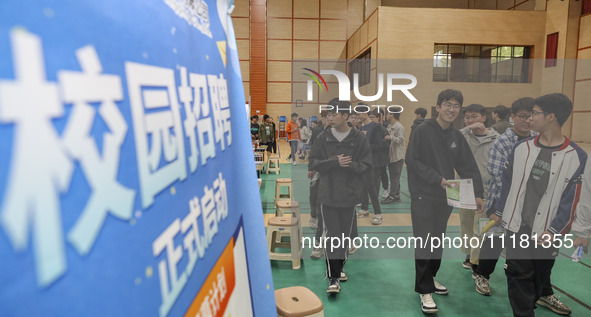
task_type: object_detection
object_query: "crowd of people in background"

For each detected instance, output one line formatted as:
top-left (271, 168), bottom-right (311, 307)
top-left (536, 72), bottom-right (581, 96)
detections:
top-left (297, 89), bottom-right (591, 317)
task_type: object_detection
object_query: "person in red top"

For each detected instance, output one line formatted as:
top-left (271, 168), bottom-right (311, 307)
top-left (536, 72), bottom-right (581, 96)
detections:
top-left (286, 112), bottom-right (301, 166)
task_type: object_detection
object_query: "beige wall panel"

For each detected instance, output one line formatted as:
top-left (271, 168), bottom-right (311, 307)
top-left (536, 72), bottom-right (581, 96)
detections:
top-left (497, 0), bottom-right (514, 10)
top-left (347, 38), bottom-right (355, 58)
top-left (515, 0), bottom-right (535, 11)
top-left (579, 16), bottom-right (591, 49)
top-left (319, 83), bottom-right (340, 105)
top-left (368, 13), bottom-right (378, 41)
top-left (294, 20), bottom-right (319, 40)
top-left (348, 14), bottom-right (364, 38)
top-left (294, 0), bottom-right (319, 18)
top-left (268, 83), bottom-right (292, 103)
top-left (268, 0), bottom-right (292, 17)
top-left (381, 0), bottom-right (469, 9)
top-left (366, 0), bottom-right (380, 20)
top-left (377, 8), bottom-right (546, 59)
top-left (293, 41), bottom-right (319, 60)
top-left (574, 81), bottom-right (591, 111)
top-left (320, 41), bottom-right (347, 60)
top-left (236, 39), bottom-right (250, 60)
top-left (233, 18), bottom-right (250, 39)
top-left (268, 18), bottom-right (293, 39)
top-left (243, 82), bottom-right (250, 100)
top-left (353, 33), bottom-right (360, 56)
top-left (268, 61), bottom-right (293, 82)
top-left (576, 53), bottom-right (591, 81)
top-left (349, 0), bottom-right (364, 15)
top-left (232, 0), bottom-right (250, 17)
top-left (571, 113), bottom-right (591, 143)
top-left (321, 20), bottom-right (347, 41)
top-left (321, 0), bottom-right (348, 18)
top-left (240, 61), bottom-right (250, 80)
top-left (359, 22), bottom-right (368, 48)
top-left (268, 40), bottom-right (292, 60)
top-left (319, 61), bottom-right (347, 77)
top-left (473, 0), bottom-right (496, 9)
top-left (293, 82), bottom-right (317, 103)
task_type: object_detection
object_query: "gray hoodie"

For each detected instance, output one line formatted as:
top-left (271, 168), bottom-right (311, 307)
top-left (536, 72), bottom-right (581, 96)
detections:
top-left (459, 127), bottom-right (499, 196)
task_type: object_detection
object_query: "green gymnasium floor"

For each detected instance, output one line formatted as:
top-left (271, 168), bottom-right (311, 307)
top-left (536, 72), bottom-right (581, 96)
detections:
top-left (260, 163), bottom-right (591, 316)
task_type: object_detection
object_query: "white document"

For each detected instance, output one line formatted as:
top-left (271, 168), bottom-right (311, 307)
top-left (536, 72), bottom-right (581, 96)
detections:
top-left (446, 179), bottom-right (477, 209)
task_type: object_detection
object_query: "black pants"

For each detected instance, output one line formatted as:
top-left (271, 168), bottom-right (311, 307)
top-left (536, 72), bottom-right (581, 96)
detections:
top-left (387, 160), bottom-right (404, 199)
top-left (321, 204), bottom-right (356, 279)
top-left (361, 167), bottom-right (382, 214)
top-left (379, 166), bottom-right (388, 191)
top-left (476, 235), bottom-right (555, 298)
top-left (309, 179), bottom-right (323, 241)
top-left (411, 198), bottom-right (453, 294)
top-left (505, 227), bottom-right (558, 317)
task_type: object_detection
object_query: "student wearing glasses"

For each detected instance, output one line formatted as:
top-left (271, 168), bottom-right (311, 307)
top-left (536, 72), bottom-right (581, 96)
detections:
top-left (405, 89), bottom-right (484, 314)
top-left (492, 93), bottom-right (586, 317)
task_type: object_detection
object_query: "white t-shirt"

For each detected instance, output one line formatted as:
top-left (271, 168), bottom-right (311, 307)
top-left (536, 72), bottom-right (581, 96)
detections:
top-left (331, 127), bottom-right (351, 142)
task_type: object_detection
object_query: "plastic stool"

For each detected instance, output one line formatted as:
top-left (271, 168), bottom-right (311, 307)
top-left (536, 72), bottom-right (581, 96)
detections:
top-left (276, 200), bottom-right (302, 244)
top-left (274, 178), bottom-right (293, 204)
top-left (267, 157), bottom-right (281, 174)
top-left (267, 216), bottom-right (302, 269)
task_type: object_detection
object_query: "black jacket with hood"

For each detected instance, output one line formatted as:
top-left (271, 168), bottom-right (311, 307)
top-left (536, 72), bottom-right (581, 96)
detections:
top-left (405, 118), bottom-right (484, 202)
top-left (309, 127), bottom-right (373, 207)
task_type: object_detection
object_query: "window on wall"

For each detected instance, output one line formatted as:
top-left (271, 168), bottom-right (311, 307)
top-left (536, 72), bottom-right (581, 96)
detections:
top-left (433, 44), bottom-right (532, 83)
top-left (349, 48), bottom-right (371, 89)
top-left (545, 33), bottom-right (559, 68)
top-left (583, 0), bottom-right (591, 15)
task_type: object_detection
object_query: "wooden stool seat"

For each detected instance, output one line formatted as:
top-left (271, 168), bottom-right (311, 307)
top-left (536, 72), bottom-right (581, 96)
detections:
top-left (268, 216), bottom-right (297, 227)
top-left (275, 286), bottom-right (324, 317)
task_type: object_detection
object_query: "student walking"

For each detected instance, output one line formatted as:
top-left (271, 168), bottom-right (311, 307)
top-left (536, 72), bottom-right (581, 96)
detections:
top-left (406, 89), bottom-right (484, 314)
top-left (309, 99), bottom-right (372, 294)
top-left (382, 110), bottom-right (405, 204)
top-left (493, 93), bottom-right (586, 317)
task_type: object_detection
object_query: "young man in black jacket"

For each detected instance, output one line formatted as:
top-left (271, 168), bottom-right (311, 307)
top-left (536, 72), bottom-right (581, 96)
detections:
top-left (309, 98), bottom-right (372, 294)
top-left (406, 89), bottom-right (484, 314)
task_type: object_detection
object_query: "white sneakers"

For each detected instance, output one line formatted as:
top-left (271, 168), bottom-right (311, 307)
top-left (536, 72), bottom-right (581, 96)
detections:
top-left (382, 189), bottom-right (389, 198)
top-left (420, 280), bottom-right (448, 314)
top-left (420, 294), bottom-right (438, 314)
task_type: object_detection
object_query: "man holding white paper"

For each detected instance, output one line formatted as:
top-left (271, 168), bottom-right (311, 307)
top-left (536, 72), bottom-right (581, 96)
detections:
top-left (406, 89), bottom-right (484, 314)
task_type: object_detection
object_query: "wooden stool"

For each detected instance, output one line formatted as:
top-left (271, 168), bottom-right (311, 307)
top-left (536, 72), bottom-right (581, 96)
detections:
top-left (266, 156), bottom-right (280, 174)
top-left (276, 200), bottom-right (302, 243)
top-left (276, 286), bottom-right (324, 317)
top-left (267, 216), bottom-right (302, 269)
top-left (274, 178), bottom-right (293, 204)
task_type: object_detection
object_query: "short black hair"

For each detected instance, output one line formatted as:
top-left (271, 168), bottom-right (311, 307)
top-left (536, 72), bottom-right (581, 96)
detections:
top-left (251, 115), bottom-right (259, 120)
top-left (327, 98), bottom-right (351, 118)
top-left (437, 89), bottom-right (463, 107)
top-left (291, 112), bottom-right (299, 118)
top-left (414, 107), bottom-right (427, 118)
top-left (300, 118), bottom-right (307, 127)
top-left (391, 112), bottom-right (401, 120)
top-left (493, 105), bottom-right (510, 120)
top-left (511, 97), bottom-right (535, 114)
top-left (463, 104), bottom-right (486, 116)
top-left (534, 93), bottom-right (573, 127)
top-left (369, 109), bottom-right (380, 118)
top-left (263, 114), bottom-right (270, 120)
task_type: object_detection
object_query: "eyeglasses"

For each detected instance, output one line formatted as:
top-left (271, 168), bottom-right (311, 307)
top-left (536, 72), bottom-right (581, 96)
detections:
top-left (515, 113), bottom-right (533, 120)
top-left (441, 102), bottom-right (461, 110)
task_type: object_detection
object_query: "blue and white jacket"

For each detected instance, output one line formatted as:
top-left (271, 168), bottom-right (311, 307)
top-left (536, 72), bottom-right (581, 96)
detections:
top-left (495, 136), bottom-right (587, 236)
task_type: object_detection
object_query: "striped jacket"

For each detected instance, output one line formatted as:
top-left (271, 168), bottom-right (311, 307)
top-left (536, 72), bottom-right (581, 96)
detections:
top-left (494, 136), bottom-right (587, 236)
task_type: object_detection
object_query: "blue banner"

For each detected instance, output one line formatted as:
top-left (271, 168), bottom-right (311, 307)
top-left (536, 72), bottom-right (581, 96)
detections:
top-left (0, 0), bottom-right (275, 316)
